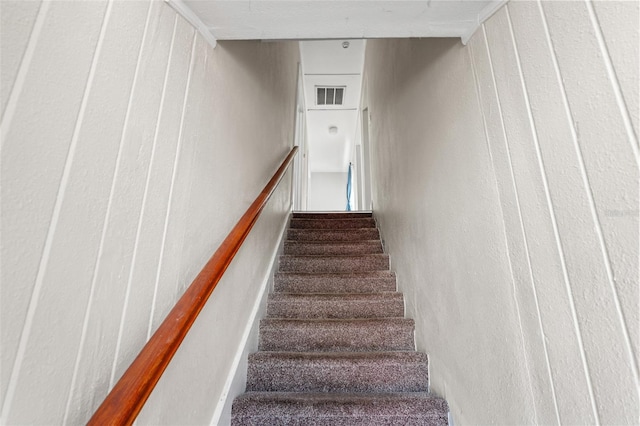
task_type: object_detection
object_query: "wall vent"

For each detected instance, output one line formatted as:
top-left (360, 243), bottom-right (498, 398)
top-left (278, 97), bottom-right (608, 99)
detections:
top-left (316, 86), bottom-right (345, 106)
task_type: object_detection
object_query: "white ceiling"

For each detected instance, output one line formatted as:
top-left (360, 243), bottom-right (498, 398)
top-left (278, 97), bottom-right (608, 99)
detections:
top-left (176, 1), bottom-right (507, 44)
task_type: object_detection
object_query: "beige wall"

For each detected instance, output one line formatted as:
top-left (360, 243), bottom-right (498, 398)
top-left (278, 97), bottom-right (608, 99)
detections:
top-left (0, 1), bottom-right (299, 424)
top-left (362, 1), bottom-right (638, 425)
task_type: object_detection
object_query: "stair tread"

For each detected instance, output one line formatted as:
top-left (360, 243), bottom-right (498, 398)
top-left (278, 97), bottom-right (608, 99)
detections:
top-left (232, 392), bottom-right (449, 426)
top-left (284, 240), bottom-right (383, 250)
top-left (247, 352), bottom-right (428, 393)
top-left (259, 318), bottom-right (415, 352)
top-left (274, 271), bottom-right (397, 294)
top-left (267, 293), bottom-right (404, 319)
top-left (285, 240), bottom-right (382, 245)
top-left (287, 228), bottom-right (380, 242)
top-left (288, 227), bottom-right (379, 232)
top-left (269, 292), bottom-right (403, 300)
top-left (279, 254), bottom-right (390, 274)
top-left (280, 253), bottom-right (388, 259)
top-left (289, 218), bottom-right (376, 229)
top-left (260, 318), bottom-right (414, 328)
top-left (249, 351), bottom-right (427, 363)
top-left (232, 391), bottom-right (448, 422)
top-left (276, 271), bottom-right (396, 277)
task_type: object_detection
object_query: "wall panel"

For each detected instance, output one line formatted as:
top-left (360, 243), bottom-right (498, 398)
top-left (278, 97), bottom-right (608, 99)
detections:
top-left (468, 29), bottom-right (558, 425)
top-left (363, 1), bottom-right (639, 424)
top-left (363, 37), bottom-right (535, 425)
top-left (541, 3), bottom-right (639, 391)
top-left (485, 7), bottom-right (598, 424)
top-left (108, 4), bottom-right (176, 384)
top-left (592, 0), bottom-right (639, 137)
top-left (0, 2), bottom-right (299, 424)
top-left (60, 3), bottom-right (153, 421)
top-left (509, 2), bottom-right (638, 423)
top-left (0, 0), bottom-right (42, 118)
top-left (0, 2), bottom-right (108, 420)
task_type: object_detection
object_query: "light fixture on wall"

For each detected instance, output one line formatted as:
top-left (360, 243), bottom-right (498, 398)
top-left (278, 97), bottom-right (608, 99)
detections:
top-left (342, 41), bottom-right (350, 49)
top-left (328, 125), bottom-right (338, 134)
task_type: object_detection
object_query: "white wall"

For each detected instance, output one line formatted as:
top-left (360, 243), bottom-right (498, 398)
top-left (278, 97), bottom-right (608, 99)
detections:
top-left (0, 1), bottom-right (299, 424)
top-left (309, 172), bottom-right (348, 211)
top-left (362, 1), bottom-right (638, 425)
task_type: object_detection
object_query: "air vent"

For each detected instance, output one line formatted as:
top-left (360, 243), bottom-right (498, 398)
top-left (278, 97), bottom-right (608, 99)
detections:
top-left (317, 86), bottom-right (345, 106)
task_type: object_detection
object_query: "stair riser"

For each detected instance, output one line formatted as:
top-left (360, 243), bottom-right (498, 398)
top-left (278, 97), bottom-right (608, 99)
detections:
top-left (283, 241), bottom-right (383, 256)
top-left (274, 273), bottom-right (396, 294)
top-left (259, 319), bottom-right (415, 352)
top-left (287, 228), bottom-right (379, 242)
top-left (289, 218), bottom-right (376, 230)
top-left (231, 392), bottom-right (449, 426)
top-left (267, 299), bottom-right (404, 319)
top-left (247, 355), bottom-right (428, 393)
top-left (279, 255), bottom-right (389, 273)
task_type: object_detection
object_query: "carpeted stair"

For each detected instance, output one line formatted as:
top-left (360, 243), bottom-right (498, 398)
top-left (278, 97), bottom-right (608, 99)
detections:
top-left (231, 212), bottom-right (448, 425)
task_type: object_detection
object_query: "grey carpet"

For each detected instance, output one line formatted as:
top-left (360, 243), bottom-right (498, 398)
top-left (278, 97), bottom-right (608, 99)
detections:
top-left (231, 212), bottom-right (448, 425)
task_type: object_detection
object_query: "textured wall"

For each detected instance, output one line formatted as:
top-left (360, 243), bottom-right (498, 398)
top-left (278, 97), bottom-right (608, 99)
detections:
top-left (362, 1), bottom-right (638, 424)
top-left (0, 1), bottom-right (299, 424)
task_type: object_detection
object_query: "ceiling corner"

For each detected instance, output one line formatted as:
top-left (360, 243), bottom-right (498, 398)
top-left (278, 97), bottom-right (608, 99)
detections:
top-left (461, 0), bottom-right (509, 45)
top-left (165, 0), bottom-right (217, 49)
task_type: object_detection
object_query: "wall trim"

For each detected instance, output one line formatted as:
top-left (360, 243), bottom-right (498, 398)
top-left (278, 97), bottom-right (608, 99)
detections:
top-left (461, 0), bottom-right (508, 45)
top-left (164, 0), bottom-right (217, 49)
top-left (208, 213), bottom-right (291, 425)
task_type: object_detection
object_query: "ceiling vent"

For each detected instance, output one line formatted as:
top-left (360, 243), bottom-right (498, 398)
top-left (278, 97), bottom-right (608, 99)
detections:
top-left (317, 86), bottom-right (345, 106)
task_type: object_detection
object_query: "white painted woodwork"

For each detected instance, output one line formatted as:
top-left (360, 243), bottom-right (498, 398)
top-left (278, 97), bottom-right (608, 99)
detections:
top-left (591, 0), bottom-right (639, 137)
top-left (0, 0), bottom-right (42, 118)
top-left (0, 1), bottom-right (299, 424)
top-left (362, 2), bottom-right (638, 425)
top-left (179, 0), bottom-right (505, 42)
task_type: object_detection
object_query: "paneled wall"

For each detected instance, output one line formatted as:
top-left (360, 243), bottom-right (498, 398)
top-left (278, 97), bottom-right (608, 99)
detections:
top-left (363, 1), bottom-right (638, 424)
top-left (0, 1), bottom-right (299, 424)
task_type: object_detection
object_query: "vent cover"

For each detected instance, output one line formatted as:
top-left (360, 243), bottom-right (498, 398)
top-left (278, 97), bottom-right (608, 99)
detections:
top-left (317, 86), bottom-right (345, 106)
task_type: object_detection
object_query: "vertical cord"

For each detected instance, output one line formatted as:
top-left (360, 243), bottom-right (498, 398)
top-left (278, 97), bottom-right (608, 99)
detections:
top-left (346, 162), bottom-right (353, 211)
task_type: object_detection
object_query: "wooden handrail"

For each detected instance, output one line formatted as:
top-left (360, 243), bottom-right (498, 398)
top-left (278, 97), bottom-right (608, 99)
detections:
top-left (88, 146), bottom-right (299, 425)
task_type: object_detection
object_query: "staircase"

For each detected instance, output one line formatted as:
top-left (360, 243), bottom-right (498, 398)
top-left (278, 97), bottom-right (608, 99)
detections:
top-left (231, 212), bottom-right (449, 425)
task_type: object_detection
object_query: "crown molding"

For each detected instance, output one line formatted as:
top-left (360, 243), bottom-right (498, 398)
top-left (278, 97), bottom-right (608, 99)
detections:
top-left (461, 0), bottom-right (508, 45)
top-left (165, 0), bottom-right (217, 48)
